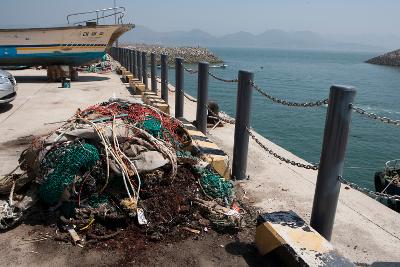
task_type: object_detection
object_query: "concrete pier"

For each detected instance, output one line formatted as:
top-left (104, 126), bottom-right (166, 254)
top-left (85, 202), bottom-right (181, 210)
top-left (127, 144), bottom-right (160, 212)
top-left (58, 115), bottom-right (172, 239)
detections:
top-left (0, 68), bottom-right (399, 266)
top-left (161, 75), bottom-right (400, 265)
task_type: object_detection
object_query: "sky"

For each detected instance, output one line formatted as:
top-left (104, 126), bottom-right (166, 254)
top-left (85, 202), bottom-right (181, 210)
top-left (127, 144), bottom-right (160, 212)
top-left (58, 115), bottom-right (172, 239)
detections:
top-left (0, 0), bottom-right (399, 37)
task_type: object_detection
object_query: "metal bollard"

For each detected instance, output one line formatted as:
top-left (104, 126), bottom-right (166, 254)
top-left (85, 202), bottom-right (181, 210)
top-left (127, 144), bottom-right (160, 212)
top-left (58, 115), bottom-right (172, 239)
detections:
top-left (133, 50), bottom-right (137, 78)
top-left (151, 52), bottom-right (157, 93)
top-left (175, 57), bottom-right (184, 118)
top-left (137, 51), bottom-right (142, 82)
top-left (196, 62), bottom-right (209, 134)
top-left (122, 48), bottom-right (126, 68)
top-left (130, 50), bottom-right (134, 75)
top-left (161, 54), bottom-right (168, 103)
top-left (310, 85), bottom-right (356, 241)
top-left (142, 51), bottom-right (148, 89)
top-left (232, 70), bottom-right (254, 180)
top-left (127, 49), bottom-right (131, 73)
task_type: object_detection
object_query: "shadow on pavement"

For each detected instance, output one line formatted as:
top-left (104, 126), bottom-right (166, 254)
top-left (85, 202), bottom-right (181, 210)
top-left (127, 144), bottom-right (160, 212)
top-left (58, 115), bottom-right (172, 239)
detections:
top-left (13, 75), bottom-right (110, 84)
top-left (224, 241), bottom-right (279, 267)
top-left (0, 103), bottom-right (13, 114)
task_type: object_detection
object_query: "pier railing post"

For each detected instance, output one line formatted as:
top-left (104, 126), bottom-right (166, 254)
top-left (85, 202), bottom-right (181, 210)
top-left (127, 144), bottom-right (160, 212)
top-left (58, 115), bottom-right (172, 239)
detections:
top-left (133, 50), bottom-right (137, 78)
top-left (127, 49), bottom-right (131, 73)
top-left (175, 57), bottom-right (184, 118)
top-left (232, 70), bottom-right (254, 180)
top-left (142, 52), bottom-right (148, 90)
top-left (123, 48), bottom-right (127, 68)
top-left (310, 85), bottom-right (356, 241)
top-left (151, 52), bottom-right (157, 93)
top-left (117, 48), bottom-right (120, 63)
top-left (137, 51), bottom-right (142, 82)
top-left (130, 50), bottom-right (135, 77)
top-left (161, 54), bottom-right (168, 103)
top-left (196, 62), bottom-right (209, 134)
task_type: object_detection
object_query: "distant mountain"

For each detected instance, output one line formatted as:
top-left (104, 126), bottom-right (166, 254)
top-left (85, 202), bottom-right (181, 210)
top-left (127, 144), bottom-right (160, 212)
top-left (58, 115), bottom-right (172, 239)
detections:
top-left (120, 25), bottom-right (383, 51)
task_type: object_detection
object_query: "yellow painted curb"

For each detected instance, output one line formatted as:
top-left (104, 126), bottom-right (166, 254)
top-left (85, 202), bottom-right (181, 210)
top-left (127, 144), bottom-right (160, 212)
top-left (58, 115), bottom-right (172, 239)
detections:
top-left (180, 119), bottom-right (231, 179)
top-left (256, 211), bottom-right (353, 266)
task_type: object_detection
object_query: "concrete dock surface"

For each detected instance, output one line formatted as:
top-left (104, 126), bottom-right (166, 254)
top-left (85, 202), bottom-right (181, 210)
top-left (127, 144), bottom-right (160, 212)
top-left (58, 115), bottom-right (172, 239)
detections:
top-left (162, 75), bottom-right (400, 265)
top-left (0, 68), bottom-right (399, 266)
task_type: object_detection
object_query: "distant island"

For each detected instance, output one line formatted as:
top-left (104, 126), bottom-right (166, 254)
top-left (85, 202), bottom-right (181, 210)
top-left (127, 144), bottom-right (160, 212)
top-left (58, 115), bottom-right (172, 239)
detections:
top-left (119, 25), bottom-right (383, 52)
top-left (121, 44), bottom-right (223, 65)
top-left (366, 49), bottom-right (400, 67)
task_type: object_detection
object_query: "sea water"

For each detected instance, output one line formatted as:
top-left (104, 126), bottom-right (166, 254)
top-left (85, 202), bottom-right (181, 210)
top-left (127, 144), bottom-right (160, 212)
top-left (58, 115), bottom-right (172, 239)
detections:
top-left (164, 47), bottom-right (400, 190)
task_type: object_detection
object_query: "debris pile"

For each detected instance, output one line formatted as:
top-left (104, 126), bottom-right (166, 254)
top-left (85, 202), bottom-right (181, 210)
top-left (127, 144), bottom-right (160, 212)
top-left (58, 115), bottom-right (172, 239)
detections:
top-left (0, 99), bottom-right (243, 247)
top-left (76, 54), bottom-right (113, 73)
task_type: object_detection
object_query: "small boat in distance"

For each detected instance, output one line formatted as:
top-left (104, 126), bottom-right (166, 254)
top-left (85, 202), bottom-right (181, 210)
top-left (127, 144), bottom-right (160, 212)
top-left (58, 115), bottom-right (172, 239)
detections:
top-left (210, 63), bottom-right (228, 69)
top-left (0, 7), bottom-right (133, 80)
top-left (374, 159), bottom-right (400, 212)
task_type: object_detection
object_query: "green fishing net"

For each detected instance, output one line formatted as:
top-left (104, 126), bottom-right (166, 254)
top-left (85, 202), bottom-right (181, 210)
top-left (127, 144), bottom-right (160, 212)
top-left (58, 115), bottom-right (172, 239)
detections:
top-left (196, 167), bottom-right (234, 203)
top-left (39, 143), bottom-right (100, 205)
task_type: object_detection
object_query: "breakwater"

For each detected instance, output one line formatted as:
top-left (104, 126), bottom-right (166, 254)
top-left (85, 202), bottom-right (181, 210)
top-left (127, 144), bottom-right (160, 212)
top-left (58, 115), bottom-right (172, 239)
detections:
top-left (366, 49), bottom-right (400, 66)
top-left (121, 44), bottom-right (223, 65)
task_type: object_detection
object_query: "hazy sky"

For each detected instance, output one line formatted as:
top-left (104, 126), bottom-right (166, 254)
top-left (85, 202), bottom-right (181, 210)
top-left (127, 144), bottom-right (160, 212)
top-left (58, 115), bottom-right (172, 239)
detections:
top-left (0, 0), bottom-right (399, 36)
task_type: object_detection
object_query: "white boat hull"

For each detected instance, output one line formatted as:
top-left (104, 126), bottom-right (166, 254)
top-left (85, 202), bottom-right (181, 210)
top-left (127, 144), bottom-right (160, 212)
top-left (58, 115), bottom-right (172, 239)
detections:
top-left (0, 24), bottom-right (132, 66)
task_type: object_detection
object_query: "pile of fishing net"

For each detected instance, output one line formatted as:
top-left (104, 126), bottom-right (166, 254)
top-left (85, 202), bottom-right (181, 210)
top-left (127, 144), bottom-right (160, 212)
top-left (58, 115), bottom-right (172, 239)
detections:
top-left (76, 54), bottom-right (113, 73)
top-left (0, 99), bottom-right (244, 245)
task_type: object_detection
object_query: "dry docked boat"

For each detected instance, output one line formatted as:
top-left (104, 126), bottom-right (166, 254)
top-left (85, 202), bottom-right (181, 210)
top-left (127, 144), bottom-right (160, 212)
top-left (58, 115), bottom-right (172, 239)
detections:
top-left (374, 159), bottom-right (400, 212)
top-left (0, 7), bottom-right (133, 80)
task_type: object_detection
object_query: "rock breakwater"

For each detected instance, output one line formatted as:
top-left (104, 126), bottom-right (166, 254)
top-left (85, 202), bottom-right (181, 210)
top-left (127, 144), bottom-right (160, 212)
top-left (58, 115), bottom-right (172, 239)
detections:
top-left (121, 44), bottom-right (223, 65)
top-left (366, 49), bottom-right (400, 67)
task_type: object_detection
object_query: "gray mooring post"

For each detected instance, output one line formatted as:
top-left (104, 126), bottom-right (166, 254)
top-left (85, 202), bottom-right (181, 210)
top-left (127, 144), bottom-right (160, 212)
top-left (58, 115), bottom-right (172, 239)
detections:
top-left (151, 52), bottom-right (157, 93)
top-left (310, 85), bottom-right (356, 241)
top-left (161, 54), bottom-right (168, 103)
top-left (130, 50), bottom-right (134, 76)
top-left (137, 51), bottom-right (142, 82)
top-left (196, 62), bottom-right (209, 134)
top-left (175, 57), bottom-right (184, 118)
top-left (127, 49), bottom-right (131, 73)
top-left (133, 50), bottom-right (138, 78)
top-left (120, 48), bottom-right (124, 66)
top-left (232, 70), bottom-right (254, 180)
top-left (142, 51), bottom-right (148, 89)
top-left (123, 48), bottom-right (126, 68)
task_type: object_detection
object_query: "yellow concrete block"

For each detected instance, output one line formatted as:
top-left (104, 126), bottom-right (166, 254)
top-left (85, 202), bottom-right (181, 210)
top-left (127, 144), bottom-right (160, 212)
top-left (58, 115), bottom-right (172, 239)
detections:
top-left (116, 66), bottom-right (123, 75)
top-left (152, 102), bottom-right (170, 114)
top-left (255, 211), bottom-right (351, 266)
top-left (126, 74), bottom-right (134, 82)
top-left (135, 83), bottom-right (146, 92)
top-left (183, 126), bottom-right (230, 179)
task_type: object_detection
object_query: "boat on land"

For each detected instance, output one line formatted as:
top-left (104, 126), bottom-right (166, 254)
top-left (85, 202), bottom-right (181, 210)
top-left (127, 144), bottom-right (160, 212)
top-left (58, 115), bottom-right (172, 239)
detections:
top-left (0, 7), bottom-right (133, 80)
top-left (374, 159), bottom-right (400, 212)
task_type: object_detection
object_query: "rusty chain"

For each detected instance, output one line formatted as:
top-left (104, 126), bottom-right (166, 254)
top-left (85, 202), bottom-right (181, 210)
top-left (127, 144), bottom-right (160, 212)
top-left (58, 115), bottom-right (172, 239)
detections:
top-left (350, 105), bottom-right (400, 126)
top-left (183, 66), bottom-right (199, 74)
top-left (246, 127), bottom-right (319, 170)
top-left (251, 81), bottom-right (328, 107)
top-left (208, 71), bottom-right (238, 83)
top-left (338, 176), bottom-right (400, 201)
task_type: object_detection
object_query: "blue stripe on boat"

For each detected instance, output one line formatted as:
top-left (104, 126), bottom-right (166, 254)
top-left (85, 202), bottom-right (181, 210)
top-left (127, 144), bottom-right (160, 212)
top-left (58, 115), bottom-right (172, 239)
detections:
top-left (0, 44), bottom-right (107, 48)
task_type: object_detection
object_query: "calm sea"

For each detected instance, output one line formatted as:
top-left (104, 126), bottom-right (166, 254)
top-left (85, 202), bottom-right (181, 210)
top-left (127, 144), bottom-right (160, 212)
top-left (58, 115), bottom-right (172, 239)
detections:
top-left (165, 47), bottom-right (400, 190)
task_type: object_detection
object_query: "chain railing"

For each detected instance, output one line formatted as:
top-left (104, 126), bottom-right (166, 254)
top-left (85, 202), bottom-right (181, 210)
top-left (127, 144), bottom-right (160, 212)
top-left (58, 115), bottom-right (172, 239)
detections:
top-left (183, 66), bottom-right (198, 74)
top-left (251, 81), bottom-right (328, 107)
top-left (115, 48), bottom-right (400, 237)
top-left (246, 127), bottom-right (319, 170)
top-left (338, 175), bottom-right (400, 201)
top-left (350, 105), bottom-right (400, 126)
top-left (208, 71), bottom-right (238, 83)
top-left (183, 64), bottom-right (238, 83)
